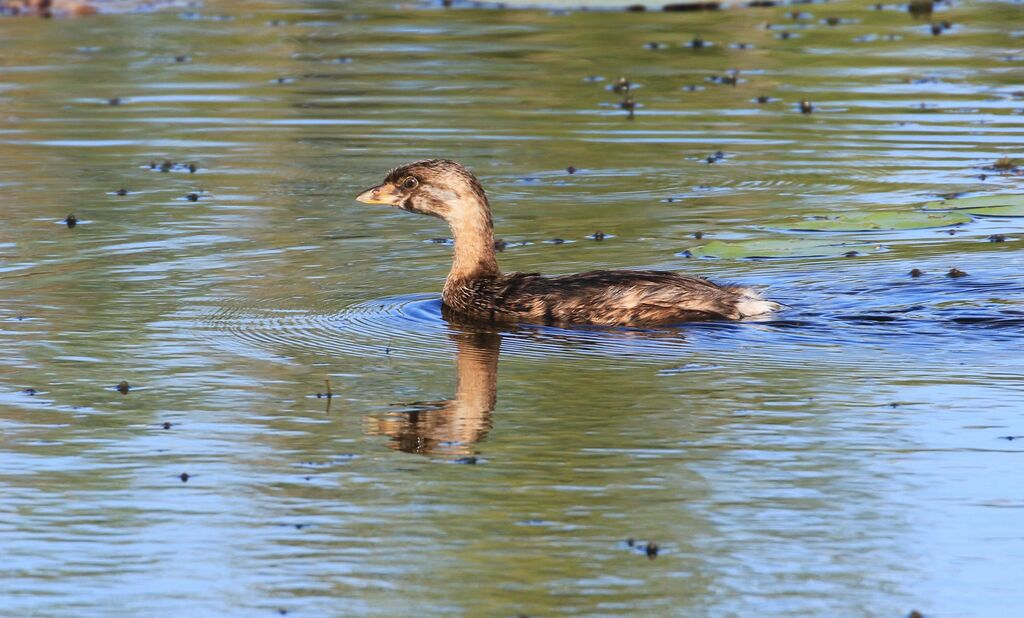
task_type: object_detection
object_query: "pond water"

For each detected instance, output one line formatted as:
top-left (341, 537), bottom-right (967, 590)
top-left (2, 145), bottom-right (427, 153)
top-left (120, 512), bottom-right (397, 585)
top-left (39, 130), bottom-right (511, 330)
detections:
top-left (2, 0), bottom-right (1023, 615)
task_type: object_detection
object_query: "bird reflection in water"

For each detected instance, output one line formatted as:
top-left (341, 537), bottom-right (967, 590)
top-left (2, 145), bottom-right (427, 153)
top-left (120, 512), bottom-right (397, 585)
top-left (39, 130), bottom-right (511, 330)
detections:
top-left (364, 327), bottom-right (500, 457)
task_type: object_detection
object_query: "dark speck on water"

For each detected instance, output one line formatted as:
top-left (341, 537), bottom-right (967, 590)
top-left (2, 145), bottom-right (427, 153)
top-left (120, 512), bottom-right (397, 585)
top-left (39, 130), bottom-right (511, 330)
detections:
top-left (550, 238), bottom-right (565, 244)
top-left (694, 231), bottom-right (704, 239)
top-left (592, 231), bottom-right (605, 241)
top-left (108, 97), bottom-right (120, 106)
top-left (493, 238), bottom-right (507, 251)
top-left (626, 538), bottom-right (635, 547)
top-left (64, 213), bottom-right (77, 228)
top-left (566, 165), bottom-right (576, 174)
top-left (989, 234), bottom-right (1006, 243)
top-left (22, 388), bottom-right (37, 396)
top-left (162, 422), bottom-right (172, 429)
top-left (908, 0), bottom-right (933, 18)
top-left (179, 472), bottom-right (190, 483)
top-left (948, 268), bottom-right (967, 278)
top-left (453, 456), bottom-right (477, 464)
top-left (186, 193), bottom-right (199, 202)
top-left (116, 380), bottom-right (130, 394)
top-left (930, 22), bottom-right (942, 36)
top-left (800, 99), bottom-right (814, 114)
top-left (910, 268), bottom-right (924, 277)
top-left (645, 542), bottom-right (659, 559)
top-left (115, 188), bottom-right (127, 196)
top-left (756, 95), bottom-right (770, 104)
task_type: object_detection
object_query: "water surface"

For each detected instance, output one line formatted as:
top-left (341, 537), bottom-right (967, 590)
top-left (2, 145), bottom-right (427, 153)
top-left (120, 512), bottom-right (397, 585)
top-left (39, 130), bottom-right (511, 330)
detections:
top-left (2, 1), bottom-right (1023, 615)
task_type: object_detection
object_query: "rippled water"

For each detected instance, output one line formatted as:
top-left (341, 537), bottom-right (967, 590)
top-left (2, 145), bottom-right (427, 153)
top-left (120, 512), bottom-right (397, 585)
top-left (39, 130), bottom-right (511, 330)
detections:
top-left (2, 0), bottom-right (1023, 615)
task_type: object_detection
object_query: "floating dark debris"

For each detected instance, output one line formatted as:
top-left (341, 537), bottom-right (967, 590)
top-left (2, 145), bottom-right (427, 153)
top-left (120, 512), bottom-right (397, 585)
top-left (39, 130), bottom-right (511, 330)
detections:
top-left (843, 251), bottom-right (859, 258)
top-left (116, 380), bottom-right (131, 394)
top-left (708, 71), bottom-right (740, 86)
top-left (64, 213), bottom-right (77, 228)
top-left (148, 160), bottom-right (196, 174)
top-left (174, 55), bottom-right (189, 63)
top-left (453, 456), bottom-right (477, 464)
top-left (550, 238), bottom-right (565, 245)
top-left (315, 378), bottom-right (334, 399)
top-left (663, 2), bottom-right (720, 11)
top-left (108, 97), bottom-right (121, 106)
top-left (162, 421), bottom-right (172, 429)
top-left (948, 267), bottom-right (967, 278)
top-left (645, 542), bottom-right (659, 559)
top-left (908, 0), bottom-right (932, 18)
top-left (985, 156), bottom-right (1018, 172)
top-left (179, 472), bottom-right (190, 482)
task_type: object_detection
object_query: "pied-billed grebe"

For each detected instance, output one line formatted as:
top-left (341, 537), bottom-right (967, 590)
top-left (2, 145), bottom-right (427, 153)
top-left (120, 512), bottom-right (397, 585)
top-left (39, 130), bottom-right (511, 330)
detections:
top-left (356, 159), bottom-right (779, 326)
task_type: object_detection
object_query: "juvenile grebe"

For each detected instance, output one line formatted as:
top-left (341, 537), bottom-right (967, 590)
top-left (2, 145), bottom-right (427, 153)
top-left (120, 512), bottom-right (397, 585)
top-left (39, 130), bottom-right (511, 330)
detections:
top-left (356, 159), bottom-right (779, 326)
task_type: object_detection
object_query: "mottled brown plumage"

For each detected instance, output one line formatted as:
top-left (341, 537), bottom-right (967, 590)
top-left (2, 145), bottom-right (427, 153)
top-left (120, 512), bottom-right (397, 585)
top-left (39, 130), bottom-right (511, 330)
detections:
top-left (356, 159), bottom-right (779, 326)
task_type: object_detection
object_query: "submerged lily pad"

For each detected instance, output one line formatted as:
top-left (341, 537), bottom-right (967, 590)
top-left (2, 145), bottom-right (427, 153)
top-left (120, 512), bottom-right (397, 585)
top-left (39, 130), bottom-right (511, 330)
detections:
top-left (684, 238), bottom-right (880, 259)
top-left (786, 210), bottom-right (970, 232)
top-left (923, 194), bottom-right (1024, 217)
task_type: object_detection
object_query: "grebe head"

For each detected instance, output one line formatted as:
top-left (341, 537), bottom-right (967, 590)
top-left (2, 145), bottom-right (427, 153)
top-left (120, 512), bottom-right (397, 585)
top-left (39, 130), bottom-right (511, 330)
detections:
top-left (355, 159), bottom-right (490, 221)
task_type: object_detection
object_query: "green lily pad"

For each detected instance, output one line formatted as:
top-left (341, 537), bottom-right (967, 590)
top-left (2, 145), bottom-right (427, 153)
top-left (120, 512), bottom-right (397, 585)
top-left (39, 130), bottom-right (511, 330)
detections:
top-left (786, 210), bottom-right (970, 232)
top-left (922, 194), bottom-right (1024, 217)
top-left (685, 238), bottom-right (880, 259)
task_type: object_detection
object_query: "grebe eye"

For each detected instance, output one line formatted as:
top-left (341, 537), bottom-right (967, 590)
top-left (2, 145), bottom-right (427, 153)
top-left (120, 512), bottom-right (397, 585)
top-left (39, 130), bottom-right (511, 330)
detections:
top-left (402, 177), bottom-right (418, 190)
